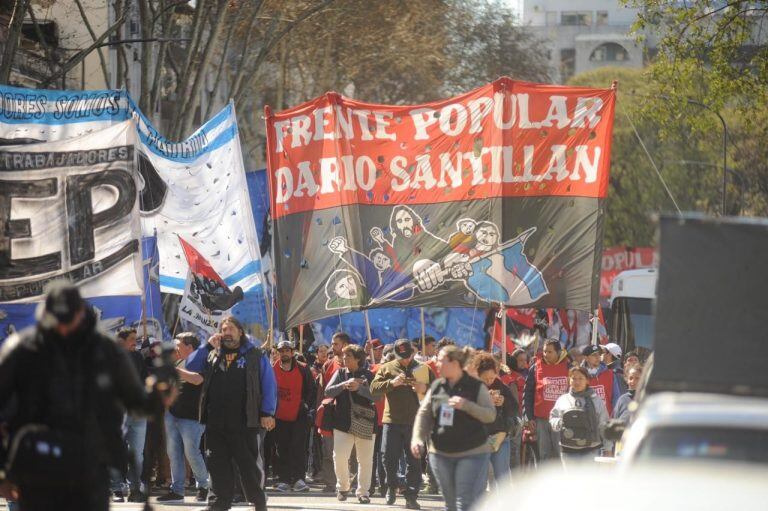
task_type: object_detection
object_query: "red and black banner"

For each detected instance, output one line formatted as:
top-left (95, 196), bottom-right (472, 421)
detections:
top-left (266, 77), bottom-right (616, 328)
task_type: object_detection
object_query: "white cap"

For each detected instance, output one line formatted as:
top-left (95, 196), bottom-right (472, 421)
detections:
top-left (603, 342), bottom-right (622, 358)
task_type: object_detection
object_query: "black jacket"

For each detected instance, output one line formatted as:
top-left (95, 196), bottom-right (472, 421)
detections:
top-left (488, 378), bottom-right (519, 435)
top-left (324, 367), bottom-right (375, 433)
top-left (0, 309), bottom-right (161, 472)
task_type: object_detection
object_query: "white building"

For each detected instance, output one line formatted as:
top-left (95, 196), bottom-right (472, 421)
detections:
top-left (511, 0), bottom-right (655, 83)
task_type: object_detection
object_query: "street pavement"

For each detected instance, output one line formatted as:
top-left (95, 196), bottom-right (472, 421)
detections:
top-left (1, 490), bottom-right (446, 511)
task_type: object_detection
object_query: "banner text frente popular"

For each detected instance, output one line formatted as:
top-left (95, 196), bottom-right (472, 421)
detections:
top-left (267, 79), bottom-right (616, 218)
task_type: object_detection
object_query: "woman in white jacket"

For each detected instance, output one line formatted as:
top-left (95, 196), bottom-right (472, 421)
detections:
top-left (549, 366), bottom-right (608, 467)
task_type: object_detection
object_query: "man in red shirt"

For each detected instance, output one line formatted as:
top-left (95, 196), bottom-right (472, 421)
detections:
top-left (523, 339), bottom-right (570, 461)
top-left (272, 340), bottom-right (315, 493)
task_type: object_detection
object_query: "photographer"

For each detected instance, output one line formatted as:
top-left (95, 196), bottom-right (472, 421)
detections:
top-left (0, 282), bottom-right (175, 510)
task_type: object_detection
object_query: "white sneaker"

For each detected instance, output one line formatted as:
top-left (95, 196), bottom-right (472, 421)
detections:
top-left (293, 479), bottom-right (309, 492)
top-left (274, 482), bottom-right (291, 493)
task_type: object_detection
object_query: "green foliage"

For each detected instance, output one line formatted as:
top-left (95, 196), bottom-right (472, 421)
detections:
top-left (619, 0), bottom-right (768, 218)
top-left (569, 67), bottom-right (725, 246)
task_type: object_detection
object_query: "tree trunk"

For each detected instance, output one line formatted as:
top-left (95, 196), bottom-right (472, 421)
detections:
top-left (73, 0), bottom-right (111, 88)
top-left (0, 0), bottom-right (31, 84)
top-left (175, 0), bottom-right (230, 138)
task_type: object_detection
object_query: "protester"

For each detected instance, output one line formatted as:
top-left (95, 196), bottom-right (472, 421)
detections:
top-left (366, 339), bottom-right (385, 365)
top-left (157, 333), bottom-right (210, 503)
top-left (473, 352), bottom-right (518, 487)
top-left (371, 339), bottom-right (434, 510)
top-left (272, 340), bottom-right (315, 493)
top-left (523, 339), bottom-right (570, 461)
top-left (613, 365), bottom-right (643, 422)
top-left (199, 316), bottom-right (277, 511)
top-left (366, 339), bottom-right (388, 497)
top-left (581, 345), bottom-right (622, 415)
top-left (110, 327), bottom-right (150, 503)
top-left (318, 332), bottom-right (351, 492)
top-left (324, 344), bottom-right (377, 503)
top-left (411, 345), bottom-right (496, 511)
top-left (623, 350), bottom-right (641, 373)
top-left (602, 342), bottom-right (628, 395)
top-left (549, 366), bottom-right (609, 467)
top-left (0, 283), bottom-right (172, 511)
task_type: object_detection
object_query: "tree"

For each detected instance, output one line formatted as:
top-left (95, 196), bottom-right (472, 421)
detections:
top-left (621, 0), bottom-right (768, 217)
top-left (568, 67), bottom-right (724, 246)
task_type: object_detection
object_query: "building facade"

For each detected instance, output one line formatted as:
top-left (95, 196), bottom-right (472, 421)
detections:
top-left (512, 0), bottom-right (656, 83)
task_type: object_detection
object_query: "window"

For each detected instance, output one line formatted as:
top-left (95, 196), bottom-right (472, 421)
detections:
top-left (560, 48), bottom-right (575, 82)
top-left (561, 11), bottom-right (591, 26)
top-left (589, 42), bottom-right (630, 62)
top-left (597, 11), bottom-right (609, 25)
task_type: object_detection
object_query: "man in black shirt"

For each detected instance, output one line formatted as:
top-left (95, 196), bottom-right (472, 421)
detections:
top-left (198, 316), bottom-right (277, 511)
top-left (0, 283), bottom-right (172, 511)
top-left (156, 333), bottom-right (210, 503)
top-left (110, 328), bottom-right (150, 503)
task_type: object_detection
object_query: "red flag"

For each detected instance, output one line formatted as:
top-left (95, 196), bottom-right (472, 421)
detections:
top-left (178, 236), bottom-right (228, 289)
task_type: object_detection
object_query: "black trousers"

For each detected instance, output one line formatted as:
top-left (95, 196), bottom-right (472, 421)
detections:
top-left (274, 417), bottom-right (308, 484)
top-left (206, 426), bottom-right (266, 510)
top-left (371, 423), bottom-right (385, 491)
top-left (19, 471), bottom-right (109, 511)
top-left (381, 423), bottom-right (421, 498)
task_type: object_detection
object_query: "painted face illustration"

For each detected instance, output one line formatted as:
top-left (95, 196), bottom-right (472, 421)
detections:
top-left (475, 224), bottom-right (499, 249)
top-left (395, 210), bottom-right (415, 237)
top-left (335, 276), bottom-right (359, 300)
top-left (372, 251), bottom-right (392, 271)
top-left (459, 220), bottom-right (475, 235)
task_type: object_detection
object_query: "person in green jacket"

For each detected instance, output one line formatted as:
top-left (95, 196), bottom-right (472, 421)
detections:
top-left (370, 339), bottom-right (434, 510)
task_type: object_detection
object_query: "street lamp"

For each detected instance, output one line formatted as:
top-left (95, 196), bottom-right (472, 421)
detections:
top-left (681, 99), bottom-right (729, 216)
top-left (678, 160), bottom-right (747, 215)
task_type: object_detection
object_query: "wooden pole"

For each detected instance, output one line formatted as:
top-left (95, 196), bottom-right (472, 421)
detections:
top-left (591, 307), bottom-right (600, 346)
top-left (364, 310), bottom-right (373, 342)
top-left (500, 305), bottom-right (507, 363)
top-left (299, 324), bottom-right (304, 354)
top-left (490, 308), bottom-right (498, 352)
top-left (420, 307), bottom-right (426, 354)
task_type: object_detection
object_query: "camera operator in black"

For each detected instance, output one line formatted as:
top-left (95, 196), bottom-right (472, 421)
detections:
top-left (0, 282), bottom-right (173, 511)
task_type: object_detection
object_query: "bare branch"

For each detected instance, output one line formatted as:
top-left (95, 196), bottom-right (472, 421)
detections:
top-left (0, 0), bottom-right (31, 84)
top-left (40, 13), bottom-right (126, 87)
top-left (72, 0), bottom-right (112, 87)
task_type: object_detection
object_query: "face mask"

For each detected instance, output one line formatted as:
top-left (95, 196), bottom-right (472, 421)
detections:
top-left (222, 335), bottom-right (240, 350)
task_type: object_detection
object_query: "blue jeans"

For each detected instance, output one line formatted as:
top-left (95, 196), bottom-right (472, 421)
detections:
top-left (381, 424), bottom-right (421, 498)
top-left (111, 415), bottom-right (148, 493)
top-left (429, 451), bottom-right (490, 511)
top-left (489, 438), bottom-right (511, 487)
top-left (165, 411), bottom-right (209, 495)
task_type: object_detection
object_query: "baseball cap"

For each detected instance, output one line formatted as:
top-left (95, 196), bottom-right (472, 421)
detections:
top-left (276, 340), bottom-right (295, 350)
top-left (369, 339), bottom-right (384, 350)
top-left (37, 281), bottom-right (85, 326)
top-left (602, 342), bottom-right (622, 359)
top-left (393, 339), bottom-right (414, 359)
top-left (581, 344), bottom-right (601, 357)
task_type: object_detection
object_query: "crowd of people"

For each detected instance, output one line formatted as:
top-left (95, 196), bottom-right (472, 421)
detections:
top-left (0, 283), bottom-right (645, 511)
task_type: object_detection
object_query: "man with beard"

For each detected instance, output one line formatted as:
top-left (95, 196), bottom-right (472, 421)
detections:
top-left (271, 340), bottom-right (315, 493)
top-left (199, 316), bottom-right (277, 511)
top-left (0, 283), bottom-right (171, 511)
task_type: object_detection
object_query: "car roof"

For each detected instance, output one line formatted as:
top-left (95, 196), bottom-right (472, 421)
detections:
top-left (480, 461), bottom-right (768, 511)
top-left (636, 392), bottom-right (768, 429)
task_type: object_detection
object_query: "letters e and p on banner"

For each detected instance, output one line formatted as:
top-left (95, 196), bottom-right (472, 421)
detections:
top-left (266, 77), bottom-right (616, 329)
top-left (0, 120), bottom-right (143, 302)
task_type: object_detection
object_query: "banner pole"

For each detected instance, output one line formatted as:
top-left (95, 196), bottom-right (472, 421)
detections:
top-left (490, 308), bottom-right (498, 352)
top-left (299, 324), bottom-right (304, 354)
top-left (500, 305), bottom-right (507, 364)
top-left (364, 310), bottom-right (372, 342)
top-left (141, 294), bottom-right (148, 340)
top-left (591, 307), bottom-right (600, 346)
top-left (420, 307), bottom-right (426, 354)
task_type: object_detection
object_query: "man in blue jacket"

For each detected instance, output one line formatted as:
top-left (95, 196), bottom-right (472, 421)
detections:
top-left (193, 316), bottom-right (277, 511)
